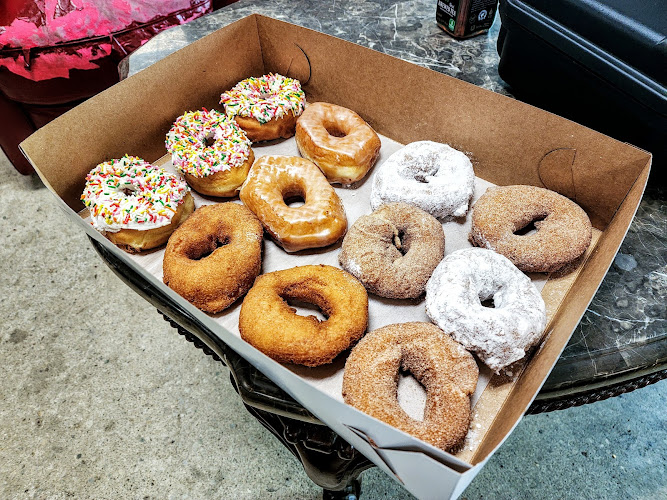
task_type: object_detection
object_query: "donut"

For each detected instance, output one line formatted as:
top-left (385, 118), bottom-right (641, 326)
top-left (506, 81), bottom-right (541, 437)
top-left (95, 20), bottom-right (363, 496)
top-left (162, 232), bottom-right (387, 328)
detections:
top-left (425, 248), bottom-right (547, 373)
top-left (162, 203), bottom-right (263, 314)
top-left (342, 322), bottom-right (478, 452)
top-left (165, 108), bottom-right (254, 197)
top-left (220, 73), bottom-right (306, 142)
top-left (239, 155), bottom-right (348, 252)
top-left (81, 155), bottom-right (194, 253)
top-left (339, 202), bottom-right (445, 299)
top-left (239, 265), bottom-right (368, 366)
top-left (295, 102), bottom-right (381, 185)
top-left (469, 185), bottom-right (592, 273)
top-left (370, 140), bottom-right (474, 220)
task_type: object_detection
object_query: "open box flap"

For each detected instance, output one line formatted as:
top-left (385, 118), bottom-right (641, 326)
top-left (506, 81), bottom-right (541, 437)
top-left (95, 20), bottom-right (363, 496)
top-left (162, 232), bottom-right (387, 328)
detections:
top-left (20, 13), bottom-right (652, 495)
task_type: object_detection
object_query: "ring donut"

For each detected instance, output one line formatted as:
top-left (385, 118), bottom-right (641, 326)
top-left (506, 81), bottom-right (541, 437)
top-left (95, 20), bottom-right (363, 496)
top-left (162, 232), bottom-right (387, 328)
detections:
top-left (239, 265), bottom-right (368, 366)
top-left (239, 155), bottom-right (347, 252)
top-left (342, 322), bottom-right (478, 452)
top-left (339, 202), bottom-right (445, 299)
top-left (295, 102), bottom-right (381, 185)
top-left (469, 185), bottom-right (592, 273)
top-left (165, 108), bottom-right (254, 197)
top-left (370, 141), bottom-right (475, 220)
top-left (81, 155), bottom-right (194, 253)
top-left (425, 248), bottom-right (547, 373)
top-left (220, 73), bottom-right (306, 142)
top-left (163, 203), bottom-right (263, 313)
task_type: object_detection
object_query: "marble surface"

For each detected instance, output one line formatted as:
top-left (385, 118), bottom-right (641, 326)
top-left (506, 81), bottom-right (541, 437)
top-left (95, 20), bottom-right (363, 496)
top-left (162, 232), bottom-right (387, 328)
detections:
top-left (127, 0), bottom-right (666, 390)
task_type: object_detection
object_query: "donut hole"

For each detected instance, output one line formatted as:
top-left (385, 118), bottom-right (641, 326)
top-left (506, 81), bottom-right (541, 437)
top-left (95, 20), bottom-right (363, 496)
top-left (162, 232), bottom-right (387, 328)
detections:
top-left (121, 185), bottom-right (139, 197)
top-left (325, 124), bottom-right (347, 138)
top-left (393, 229), bottom-right (409, 256)
top-left (203, 134), bottom-right (216, 148)
top-left (480, 297), bottom-right (496, 308)
top-left (188, 235), bottom-right (230, 261)
top-left (513, 215), bottom-right (547, 236)
top-left (282, 296), bottom-right (328, 322)
top-left (397, 370), bottom-right (427, 422)
top-left (282, 187), bottom-right (306, 208)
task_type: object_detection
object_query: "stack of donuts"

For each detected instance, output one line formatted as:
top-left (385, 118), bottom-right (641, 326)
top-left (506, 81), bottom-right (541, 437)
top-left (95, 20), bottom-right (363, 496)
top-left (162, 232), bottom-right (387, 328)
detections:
top-left (80, 72), bottom-right (593, 453)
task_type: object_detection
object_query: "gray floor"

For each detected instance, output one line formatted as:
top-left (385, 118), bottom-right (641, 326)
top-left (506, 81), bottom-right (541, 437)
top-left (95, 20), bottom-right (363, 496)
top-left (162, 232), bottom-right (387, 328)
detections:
top-left (1, 149), bottom-right (665, 499)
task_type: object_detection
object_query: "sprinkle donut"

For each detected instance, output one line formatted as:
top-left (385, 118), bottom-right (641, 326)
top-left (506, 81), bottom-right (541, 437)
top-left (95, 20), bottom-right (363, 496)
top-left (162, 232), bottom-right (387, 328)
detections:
top-left (239, 265), bottom-right (368, 367)
top-left (342, 322), bottom-right (478, 452)
top-left (339, 202), bottom-right (445, 299)
top-left (81, 155), bottom-right (194, 253)
top-left (239, 155), bottom-right (347, 252)
top-left (163, 203), bottom-right (263, 314)
top-left (295, 102), bottom-right (381, 185)
top-left (425, 248), bottom-right (547, 373)
top-left (220, 73), bottom-right (306, 142)
top-left (469, 185), bottom-right (593, 273)
top-left (370, 141), bottom-right (474, 220)
top-left (166, 108), bottom-right (254, 197)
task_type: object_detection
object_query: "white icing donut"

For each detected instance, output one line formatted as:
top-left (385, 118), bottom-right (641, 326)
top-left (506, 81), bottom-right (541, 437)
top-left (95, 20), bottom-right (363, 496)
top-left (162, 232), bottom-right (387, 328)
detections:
top-left (81, 155), bottom-right (190, 233)
top-left (370, 141), bottom-right (474, 220)
top-left (425, 247), bottom-right (547, 373)
top-left (165, 108), bottom-right (252, 178)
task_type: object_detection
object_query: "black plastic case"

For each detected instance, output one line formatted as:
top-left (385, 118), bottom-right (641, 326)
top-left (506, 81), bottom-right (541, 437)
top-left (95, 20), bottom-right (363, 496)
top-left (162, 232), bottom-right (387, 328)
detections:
top-left (497, 0), bottom-right (666, 180)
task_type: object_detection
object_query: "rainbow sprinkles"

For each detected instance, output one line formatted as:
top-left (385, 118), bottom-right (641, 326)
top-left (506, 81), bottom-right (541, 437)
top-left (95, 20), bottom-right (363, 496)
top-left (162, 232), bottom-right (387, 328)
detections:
top-left (81, 155), bottom-right (189, 233)
top-left (220, 73), bottom-right (306, 124)
top-left (166, 108), bottom-right (252, 178)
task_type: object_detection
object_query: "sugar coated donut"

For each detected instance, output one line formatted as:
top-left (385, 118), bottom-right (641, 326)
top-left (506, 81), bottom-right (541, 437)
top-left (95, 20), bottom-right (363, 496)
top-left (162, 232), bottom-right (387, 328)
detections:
top-left (239, 265), bottom-right (368, 366)
top-left (470, 185), bottom-right (592, 273)
top-left (295, 102), bottom-right (381, 185)
top-left (370, 141), bottom-right (474, 220)
top-left (342, 322), bottom-right (478, 452)
top-left (339, 202), bottom-right (445, 299)
top-left (239, 155), bottom-right (347, 252)
top-left (165, 108), bottom-right (254, 197)
top-left (425, 248), bottom-right (547, 373)
top-left (220, 73), bottom-right (306, 142)
top-left (81, 155), bottom-right (194, 253)
top-left (163, 203), bottom-right (263, 313)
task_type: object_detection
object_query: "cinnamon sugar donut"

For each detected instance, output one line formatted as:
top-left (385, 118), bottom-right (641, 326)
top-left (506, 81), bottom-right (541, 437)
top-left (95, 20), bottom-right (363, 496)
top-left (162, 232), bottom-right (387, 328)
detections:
top-left (470, 185), bottom-right (592, 273)
top-left (239, 155), bottom-right (347, 252)
top-left (425, 248), bottom-right (547, 373)
top-left (342, 322), bottom-right (478, 452)
top-left (239, 265), bottom-right (368, 366)
top-left (370, 141), bottom-right (474, 220)
top-left (295, 102), bottom-right (381, 185)
top-left (339, 202), bottom-right (445, 299)
top-left (163, 203), bottom-right (263, 314)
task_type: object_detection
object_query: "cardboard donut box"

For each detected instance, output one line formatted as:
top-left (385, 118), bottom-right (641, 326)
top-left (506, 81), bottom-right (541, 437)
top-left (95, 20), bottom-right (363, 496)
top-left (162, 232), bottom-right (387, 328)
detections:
top-left (21, 15), bottom-right (650, 499)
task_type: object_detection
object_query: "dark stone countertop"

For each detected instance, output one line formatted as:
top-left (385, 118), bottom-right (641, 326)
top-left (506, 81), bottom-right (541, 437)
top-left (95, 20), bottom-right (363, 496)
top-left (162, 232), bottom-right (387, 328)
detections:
top-left (127, 0), bottom-right (667, 393)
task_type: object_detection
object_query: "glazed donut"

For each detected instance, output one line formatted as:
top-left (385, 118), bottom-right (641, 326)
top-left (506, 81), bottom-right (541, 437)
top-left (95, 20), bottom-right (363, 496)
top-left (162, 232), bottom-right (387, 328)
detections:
top-left (239, 265), bottom-right (368, 366)
top-left (469, 185), bottom-right (592, 273)
top-left (370, 141), bottom-right (474, 220)
top-left (295, 102), bottom-right (381, 185)
top-left (163, 203), bottom-right (263, 314)
top-left (81, 155), bottom-right (194, 253)
top-left (425, 248), bottom-right (547, 373)
top-left (342, 322), bottom-right (478, 452)
top-left (220, 73), bottom-right (306, 142)
top-left (339, 202), bottom-right (445, 299)
top-left (165, 108), bottom-right (254, 197)
top-left (239, 155), bottom-right (347, 252)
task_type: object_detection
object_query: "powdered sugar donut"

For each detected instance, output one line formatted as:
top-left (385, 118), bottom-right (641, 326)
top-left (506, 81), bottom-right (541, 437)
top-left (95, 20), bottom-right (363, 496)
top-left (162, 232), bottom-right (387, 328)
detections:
top-left (370, 141), bottom-right (474, 220)
top-left (220, 73), bottom-right (306, 142)
top-left (425, 248), bottom-right (546, 373)
top-left (166, 108), bottom-right (253, 197)
top-left (81, 155), bottom-right (194, 252)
